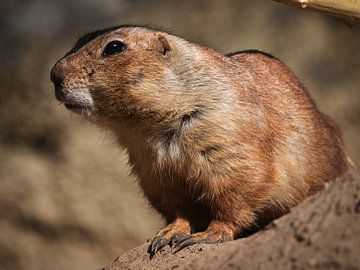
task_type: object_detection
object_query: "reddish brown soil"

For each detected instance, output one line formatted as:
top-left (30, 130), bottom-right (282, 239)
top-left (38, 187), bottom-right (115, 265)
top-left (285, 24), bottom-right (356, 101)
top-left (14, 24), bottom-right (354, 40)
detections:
top-left (103, 169), bottom-right (360, 270)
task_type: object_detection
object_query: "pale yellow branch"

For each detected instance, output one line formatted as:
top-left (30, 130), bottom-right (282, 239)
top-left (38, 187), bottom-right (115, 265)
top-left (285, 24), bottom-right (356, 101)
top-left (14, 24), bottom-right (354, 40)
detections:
top-left (273, 0), bottom-right (360, 24)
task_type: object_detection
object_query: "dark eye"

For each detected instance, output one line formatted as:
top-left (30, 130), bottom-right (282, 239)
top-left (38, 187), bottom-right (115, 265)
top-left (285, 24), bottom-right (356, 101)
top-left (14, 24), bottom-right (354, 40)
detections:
top-left (102, 40), bottom-right (126, 57)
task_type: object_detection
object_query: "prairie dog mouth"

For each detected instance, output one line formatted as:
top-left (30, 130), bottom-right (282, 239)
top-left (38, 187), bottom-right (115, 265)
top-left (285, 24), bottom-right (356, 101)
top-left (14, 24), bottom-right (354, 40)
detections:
top-left (64, 102), bottom-right (92, 112)
top-left (57, 89), bottom-right (95, 113)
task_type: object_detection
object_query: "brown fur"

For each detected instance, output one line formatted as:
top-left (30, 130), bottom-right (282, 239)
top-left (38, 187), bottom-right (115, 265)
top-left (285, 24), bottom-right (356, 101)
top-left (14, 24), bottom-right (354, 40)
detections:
top-left (50, 26), bottom-right (349, 255)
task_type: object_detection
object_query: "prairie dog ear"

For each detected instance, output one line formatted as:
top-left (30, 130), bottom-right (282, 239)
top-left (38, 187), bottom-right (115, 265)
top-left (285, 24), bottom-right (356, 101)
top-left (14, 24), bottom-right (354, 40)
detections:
top-left (155, 33), bottom-right (171, 58)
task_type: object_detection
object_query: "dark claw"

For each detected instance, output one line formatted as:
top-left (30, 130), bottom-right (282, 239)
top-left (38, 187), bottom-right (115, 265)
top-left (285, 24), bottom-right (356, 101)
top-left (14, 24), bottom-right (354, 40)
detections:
top-left (170, 233), bottom-right (188, 246)
top-left (148, 236), bottom-right (170, 258)
top-left (172, 235), bottom-right (195, 254)
top-left (217, 237), bottom-right (225, 244)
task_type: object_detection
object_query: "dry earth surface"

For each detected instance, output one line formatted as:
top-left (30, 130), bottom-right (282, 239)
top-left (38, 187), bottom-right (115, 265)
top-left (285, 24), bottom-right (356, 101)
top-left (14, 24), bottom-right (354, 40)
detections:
top-left (104, 169), bottom-right (360, 270)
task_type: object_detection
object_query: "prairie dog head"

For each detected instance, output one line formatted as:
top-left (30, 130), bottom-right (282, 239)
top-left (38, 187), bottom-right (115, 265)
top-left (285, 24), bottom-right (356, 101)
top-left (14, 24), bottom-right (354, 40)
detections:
top-left (50, 26), bottom-right (199, 127)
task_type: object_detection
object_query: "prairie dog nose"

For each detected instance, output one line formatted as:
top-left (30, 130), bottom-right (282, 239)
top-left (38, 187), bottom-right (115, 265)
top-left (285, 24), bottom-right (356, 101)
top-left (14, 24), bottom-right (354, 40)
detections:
top-left (51, 69), bottom-right (63, 89)
top-left (50, 61), bottom-right (66, 100)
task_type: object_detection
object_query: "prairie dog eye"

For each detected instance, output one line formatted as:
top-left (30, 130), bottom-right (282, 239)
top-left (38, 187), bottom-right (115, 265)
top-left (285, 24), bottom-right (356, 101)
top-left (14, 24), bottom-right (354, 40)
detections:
top-left (102, 40), bottom-right (126, 57)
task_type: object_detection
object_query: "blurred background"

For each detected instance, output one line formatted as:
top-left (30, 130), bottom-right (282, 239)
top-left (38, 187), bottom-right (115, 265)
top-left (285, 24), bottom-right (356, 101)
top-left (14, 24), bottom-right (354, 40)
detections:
top-left (0, 0), bottom-right (359, 269)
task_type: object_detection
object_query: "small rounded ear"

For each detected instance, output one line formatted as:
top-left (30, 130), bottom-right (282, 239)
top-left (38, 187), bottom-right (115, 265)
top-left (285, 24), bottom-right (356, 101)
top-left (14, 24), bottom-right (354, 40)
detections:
top-left (155, 34), bottom-right (171, 58)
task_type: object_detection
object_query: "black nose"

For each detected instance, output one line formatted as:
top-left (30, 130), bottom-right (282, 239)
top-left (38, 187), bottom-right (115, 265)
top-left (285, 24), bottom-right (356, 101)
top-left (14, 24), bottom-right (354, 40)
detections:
top-left (50, 65), bottom-right (65, 100)
top-left (50, 68), bottom-right (63, 88)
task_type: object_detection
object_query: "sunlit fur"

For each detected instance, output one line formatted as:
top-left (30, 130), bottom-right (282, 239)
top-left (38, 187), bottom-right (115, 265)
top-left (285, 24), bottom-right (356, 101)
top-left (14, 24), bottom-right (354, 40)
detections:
top-left (51, 26), bottom-right (349, 251)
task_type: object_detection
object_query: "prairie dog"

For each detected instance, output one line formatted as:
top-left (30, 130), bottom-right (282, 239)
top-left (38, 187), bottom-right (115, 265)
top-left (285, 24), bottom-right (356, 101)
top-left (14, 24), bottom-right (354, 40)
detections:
top-left (50, 25), bottom-right (348, 256)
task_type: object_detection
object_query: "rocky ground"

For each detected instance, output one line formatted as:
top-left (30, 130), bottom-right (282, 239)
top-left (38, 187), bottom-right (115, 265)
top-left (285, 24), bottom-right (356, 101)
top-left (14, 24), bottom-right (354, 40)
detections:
top-left (103, 169), bottom-right (360, 270)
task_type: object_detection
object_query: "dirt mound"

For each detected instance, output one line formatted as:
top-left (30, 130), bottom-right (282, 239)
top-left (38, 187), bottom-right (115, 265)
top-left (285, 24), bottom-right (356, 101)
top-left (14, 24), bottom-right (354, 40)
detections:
top-left (104, 169), bottom-right (360, 270)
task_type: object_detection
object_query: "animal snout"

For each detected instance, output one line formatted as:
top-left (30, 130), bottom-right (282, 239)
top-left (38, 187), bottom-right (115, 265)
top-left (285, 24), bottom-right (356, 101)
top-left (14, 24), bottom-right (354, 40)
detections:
top-left (50, 62), bottom-right (66, 101)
